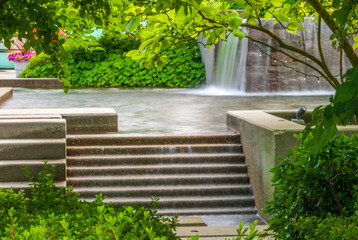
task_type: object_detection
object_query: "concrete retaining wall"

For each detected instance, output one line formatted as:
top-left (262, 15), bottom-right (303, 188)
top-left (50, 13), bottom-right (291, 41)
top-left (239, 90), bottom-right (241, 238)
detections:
top-left (0, 108), bottom-right (118, 133)
top-left (0, 78), bottom-right (63, 88)
top-left (0, 87), bottom-right (13, 106)
top-left (0, 118), bottom-right (67, 190)
top-left (227, 110), bottom-right (358, 221)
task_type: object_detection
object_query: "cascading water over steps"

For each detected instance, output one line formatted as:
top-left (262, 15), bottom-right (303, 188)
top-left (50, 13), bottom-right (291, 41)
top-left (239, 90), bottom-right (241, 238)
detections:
top-left (66, 134), bottom-right (257, 216)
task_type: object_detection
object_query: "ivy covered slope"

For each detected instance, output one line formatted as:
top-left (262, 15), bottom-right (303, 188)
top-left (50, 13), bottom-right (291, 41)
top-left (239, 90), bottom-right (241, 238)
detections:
top-left (20, 35), bottom-right (206, 88)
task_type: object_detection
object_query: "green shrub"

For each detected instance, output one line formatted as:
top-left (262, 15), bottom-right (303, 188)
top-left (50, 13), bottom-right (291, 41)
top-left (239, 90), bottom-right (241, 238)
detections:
top-left (293, 214), bottom-right (358, 239)
top-left (20, 35), bottom-right (206, 88)
top-left (265, 134), bottom-right (358, 239)
top-left (0, 162), bottom-right (178, 239)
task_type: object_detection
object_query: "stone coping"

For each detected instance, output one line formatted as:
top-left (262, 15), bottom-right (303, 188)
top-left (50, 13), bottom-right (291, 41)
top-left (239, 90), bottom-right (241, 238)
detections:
top-left (228, 110), bottom-right (358, 132)
top-left (175, 225), bottom-right (272, 239)
top-left (0, 108), bottom-right (116, 115)
top-left (0, 108), bottom-right (118, 133)
top-left (0, 87), bottom-right (13, 106)
top-left (0, 78), bottom-right (63, 89)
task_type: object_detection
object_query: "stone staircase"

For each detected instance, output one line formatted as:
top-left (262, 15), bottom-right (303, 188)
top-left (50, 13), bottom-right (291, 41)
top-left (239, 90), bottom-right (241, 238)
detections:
top-left (66, 134), bottom-right (257, 216)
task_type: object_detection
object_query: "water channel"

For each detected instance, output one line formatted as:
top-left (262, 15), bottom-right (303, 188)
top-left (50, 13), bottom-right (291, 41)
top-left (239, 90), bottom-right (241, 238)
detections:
top-left (1, 87), bottom-right (332, 135)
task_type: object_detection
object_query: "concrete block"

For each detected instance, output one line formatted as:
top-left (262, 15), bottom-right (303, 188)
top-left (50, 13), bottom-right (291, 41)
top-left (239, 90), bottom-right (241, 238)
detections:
top-left (0, 181), bottom-right (66, 196)
top-left (0, 159), bottom-right (66, 182)
top-left (0, 87), bottom-right (13, 106)
top-left (0, 119), bottom-right (66, 139)
top-left (0, 108), bottom-right (118, 133)
top-left (0, 114), bottom-right (62, 119)
top-left (0, 79), bottom-right (63, 88)
top-left (62, 113), bottom-right (118, 133)
top-left (0, 139), bottom-right (66, 160)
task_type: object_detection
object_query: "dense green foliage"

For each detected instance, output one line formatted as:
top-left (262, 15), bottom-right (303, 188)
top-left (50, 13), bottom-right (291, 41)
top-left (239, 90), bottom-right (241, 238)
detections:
top-left (20, 36), bottom-right (205, 88)
top-left (0, 163), bottom-right (178, 239)
top-left (293, 214), bottom-right (358, 239)
top-left (265, 134), bottom-right (358, 239)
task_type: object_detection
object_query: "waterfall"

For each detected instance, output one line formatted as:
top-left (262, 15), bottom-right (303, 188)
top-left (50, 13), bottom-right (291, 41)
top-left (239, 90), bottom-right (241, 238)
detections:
top-left (199, 19), bottom-right (351, 93)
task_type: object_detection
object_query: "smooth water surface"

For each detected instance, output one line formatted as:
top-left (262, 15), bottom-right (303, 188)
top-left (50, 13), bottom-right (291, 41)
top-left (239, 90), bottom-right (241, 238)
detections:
top-left (1, 88), bottom-right (332, 135)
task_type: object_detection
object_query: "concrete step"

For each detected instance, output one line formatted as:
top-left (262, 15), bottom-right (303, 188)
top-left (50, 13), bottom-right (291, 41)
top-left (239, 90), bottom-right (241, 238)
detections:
top-left (67, 174), bottom-right (250, 187)
top-left (67, 153), bottom-right (245, 166)
top-left (67, 164), bottom-right (248, 177)
top-left (73, 184), bottom-right (252, 198)
top-left (0, 159), bottom-right (66, 182)
top-left (0, 181), bottom-right (66, 196)
top-left (0, 119), bottom-right (66, 139)
top-left (67, 144), bottom-right (242, 156)
top-left (0, 139), bottom-right (66, 160)
top-left (160, 207), bottom-right (258, 216)
top-left (79, 196), bottom-right (256, 209)
top-left (67, 134), bottom-right (241, 146)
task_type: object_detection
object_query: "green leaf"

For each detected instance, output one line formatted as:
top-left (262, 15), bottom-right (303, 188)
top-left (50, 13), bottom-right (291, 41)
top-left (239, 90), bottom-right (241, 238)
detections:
top-left (228, 15), bottom-right (243, 29)
top-left (125, 16), bottom-right (141, 32)
top-left (274, 11), bottom-right (289, 22)
top-left (233, 29), bottom-right (246, 39)
top-left (335, 82), bottom-right (356, 103)
top-left (249, 18), bottom-right (257, 25)
top-left (271, 0), bottom-right (282, 7)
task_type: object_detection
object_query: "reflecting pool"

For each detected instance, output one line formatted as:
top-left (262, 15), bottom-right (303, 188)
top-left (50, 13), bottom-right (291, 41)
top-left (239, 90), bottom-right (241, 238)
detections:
top-left (1, 88), bottom-right (332, 135)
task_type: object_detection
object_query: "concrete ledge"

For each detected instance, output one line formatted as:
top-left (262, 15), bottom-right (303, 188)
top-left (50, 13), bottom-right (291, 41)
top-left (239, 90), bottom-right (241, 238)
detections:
top-left (0, 159), bottom-right (66, 182)
top-left (0, 119), bottom-right (66, 139)
top-left (0, 139), bottom-right (66, 160)
top-left (175, 225), bottom-right (271, 240)
top-left (227, 110), bottom-right (358, 221)
top-left (0, 87), bottom-right (13, 106)
top-left (0, 114), bottom-right (62, 119)
top-left (0, 181), bottom-right (66, 196)
top-left (0, 78), bottom-right (63, 88)
top-left (0, 108), bottom-right (118, 133)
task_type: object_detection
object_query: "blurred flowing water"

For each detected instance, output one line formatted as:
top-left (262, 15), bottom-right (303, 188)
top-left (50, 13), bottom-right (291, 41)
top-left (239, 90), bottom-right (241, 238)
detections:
top-left (1, 88), bottom-right (332, 135)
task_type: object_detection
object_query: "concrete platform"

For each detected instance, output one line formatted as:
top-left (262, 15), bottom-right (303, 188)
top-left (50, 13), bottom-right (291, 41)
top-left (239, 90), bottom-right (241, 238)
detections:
top-left (0, 159), bottom-right (66, 181)
top-left (0, 119), bottom-right (66, 139)
top-left (0, 181), bottom-right (66, 196)
top-left (178, 217), bottom-right (207, 227)
top-left (0, 78), bottom-right (63, 88)
top-left (0, 87), bottom-right (13, 106)
top-left (175, 225), bottom-right (272, 240)
top-left (0, 108), bottom-right (118, 133)
top-left (0, 139), bottom-right (66, 160)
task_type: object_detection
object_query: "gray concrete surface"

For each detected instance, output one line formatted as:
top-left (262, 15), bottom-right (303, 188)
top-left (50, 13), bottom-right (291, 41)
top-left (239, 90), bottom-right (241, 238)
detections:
top-left (0, 108), bottom-right (118, 133)
top-left (0, 119), bottom-right (66, 139)
top-left (0, 70), bottom-right (15, 79)
top-left (0, 87), bottom-right (13, 106)
top-left (0, 78), bottom-right (63, 88)
top-left (0, 139), bottom-right (66, 160)
top-left (0, 159), bottom-right (66, 181)
top-left (175, 225), bottom-right (272, 240)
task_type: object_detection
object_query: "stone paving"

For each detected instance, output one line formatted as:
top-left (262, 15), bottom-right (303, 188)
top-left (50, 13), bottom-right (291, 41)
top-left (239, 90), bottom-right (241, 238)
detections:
top-left (176, 217), bottom-right (271, 240)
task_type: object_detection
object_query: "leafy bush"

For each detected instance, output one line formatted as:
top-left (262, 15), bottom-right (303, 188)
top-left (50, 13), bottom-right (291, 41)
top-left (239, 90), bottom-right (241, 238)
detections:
top-left (20, 35), bottom-right (206, 88)
top-left (292, 214), bottom-right (358, 239)
top-left (0, 162), bottom-right (178, 239)
top-left (265, 133), bottom-right (358, 239)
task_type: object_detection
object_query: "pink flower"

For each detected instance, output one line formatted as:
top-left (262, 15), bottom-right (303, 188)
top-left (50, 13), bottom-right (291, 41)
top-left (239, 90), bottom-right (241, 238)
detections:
top-left (8, 51), bottom-right (36, 62)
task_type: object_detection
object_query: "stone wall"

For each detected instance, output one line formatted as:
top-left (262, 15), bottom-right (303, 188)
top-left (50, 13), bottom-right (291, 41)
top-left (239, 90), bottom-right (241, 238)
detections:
top-left (246, 20), bottom-right (350, 92)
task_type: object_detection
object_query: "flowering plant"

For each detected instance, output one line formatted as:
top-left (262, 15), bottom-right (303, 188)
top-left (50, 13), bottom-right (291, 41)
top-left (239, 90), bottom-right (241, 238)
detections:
top-left (8, 51), bottom-right (36, 62)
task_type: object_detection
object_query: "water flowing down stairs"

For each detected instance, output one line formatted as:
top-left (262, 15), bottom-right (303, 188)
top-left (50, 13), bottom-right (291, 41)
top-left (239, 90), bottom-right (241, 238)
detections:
top-left (66, 134), bottom-right (257, 216)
